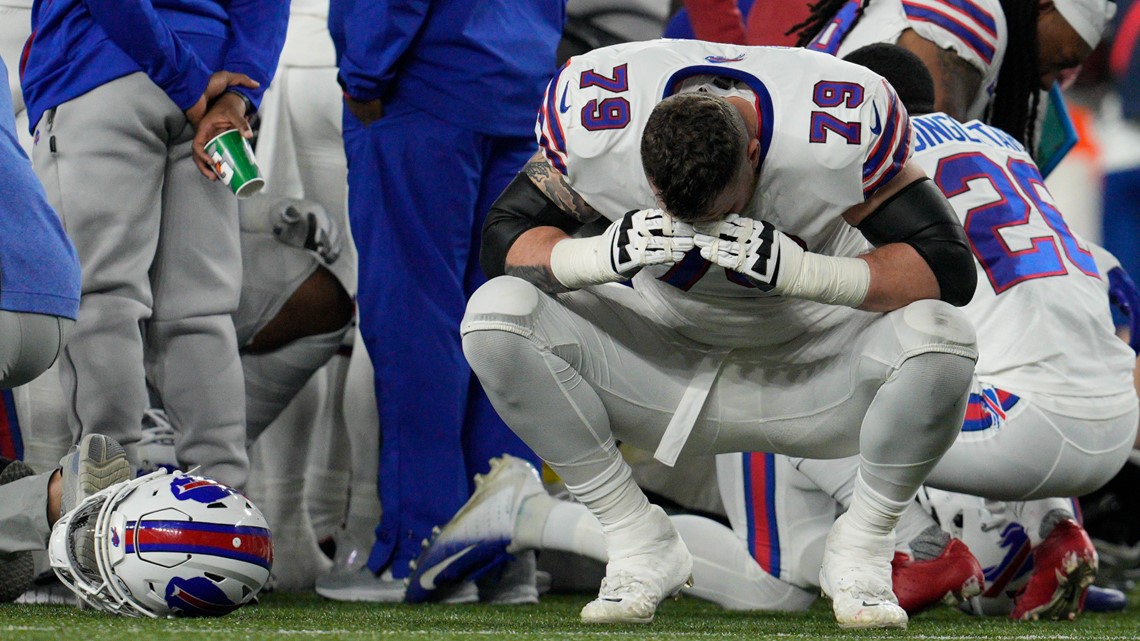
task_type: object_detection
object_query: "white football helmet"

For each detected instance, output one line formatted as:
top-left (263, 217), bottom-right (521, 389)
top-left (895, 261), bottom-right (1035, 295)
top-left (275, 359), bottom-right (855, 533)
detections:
top-left (919, 488), bottom-right (1033, 616)
top-left (50, 469), bottom-right (273, 617)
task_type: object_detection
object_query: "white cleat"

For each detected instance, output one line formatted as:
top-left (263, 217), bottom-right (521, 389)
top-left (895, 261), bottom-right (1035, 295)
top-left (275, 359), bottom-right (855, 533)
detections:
top-left (404, 455), bottom-right (545, 603)
top-left (580, 504), bottom-right (694, 624)
top-left (819, 513), bottom-right (908, 630)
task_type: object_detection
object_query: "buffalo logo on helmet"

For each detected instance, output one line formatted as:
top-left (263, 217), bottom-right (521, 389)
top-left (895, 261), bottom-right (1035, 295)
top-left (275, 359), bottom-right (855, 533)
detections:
top-left (164, 576), bottom-right (240, 617)
top-left (170, 475), bottom-right (238, 504)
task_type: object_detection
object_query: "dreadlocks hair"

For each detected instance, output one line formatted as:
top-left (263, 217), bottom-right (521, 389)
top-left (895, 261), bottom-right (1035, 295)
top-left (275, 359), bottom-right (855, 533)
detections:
top-left (790, 0), bottom-right (872, 47)
top-left (640, 93), bottom-right (749, 222)
top-left (988, 0), bottom-right (1041, 150)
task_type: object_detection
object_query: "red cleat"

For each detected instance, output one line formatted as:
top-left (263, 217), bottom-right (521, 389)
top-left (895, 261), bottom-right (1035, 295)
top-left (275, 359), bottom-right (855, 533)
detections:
top-left (892, 538), bottom-right (984, 615)
top-left (1010, 519), bottom-right (1097, 621)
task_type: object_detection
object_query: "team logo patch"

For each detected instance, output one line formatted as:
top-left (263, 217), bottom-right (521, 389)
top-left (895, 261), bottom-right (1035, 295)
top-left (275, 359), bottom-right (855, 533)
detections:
top-left (164, 576), bottom-right (240, 617)
top-left (705, 53), bottom-right (746, 64)
top-left (170, 476), bottom-right (237, 504)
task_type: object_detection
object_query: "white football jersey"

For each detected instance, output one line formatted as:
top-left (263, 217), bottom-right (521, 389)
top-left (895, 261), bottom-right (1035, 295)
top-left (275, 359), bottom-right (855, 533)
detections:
top-left (537, 40), bottom-right (913, 346)
top-left (909, 113), bottom-right (1135, 413)
top-left (808, 0), bottom-right (1006, 121)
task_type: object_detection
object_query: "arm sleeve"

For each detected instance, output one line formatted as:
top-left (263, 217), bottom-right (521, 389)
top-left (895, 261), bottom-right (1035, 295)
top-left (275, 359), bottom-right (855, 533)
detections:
top-left (222, 0), bottom-right (290, 108)
top-left (683, 0), bottom-right (749, 45)
top-left (332, 0), bottom-right (433, 101)
top-left (860, 78), bottom-right (914, 200)
top-left (905, 0), bottom-right (1003, 76)
top-left (80, 0), bottom-right (211, 111)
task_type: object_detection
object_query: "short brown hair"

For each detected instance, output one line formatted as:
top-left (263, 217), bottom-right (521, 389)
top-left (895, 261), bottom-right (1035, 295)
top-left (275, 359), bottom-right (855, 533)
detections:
top-left (640, 92), bottom-right (748, 222)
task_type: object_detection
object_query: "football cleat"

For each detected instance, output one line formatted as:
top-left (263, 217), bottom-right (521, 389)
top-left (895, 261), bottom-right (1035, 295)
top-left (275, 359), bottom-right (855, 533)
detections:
top-left (1011, 519), bottom-right (1097, 621)
top-left (1084, 585), bottom-right (1127, 613)
top-left (579, 504), bottom-right (693, 624)
top-left (892, 538), bottom-right (983, 615)
top-left (820, 513), bottom-right (908, 629)
top-left (404, 455), bottom-right (545, 604)
top-left (314, 566), bottom-right (479, 603)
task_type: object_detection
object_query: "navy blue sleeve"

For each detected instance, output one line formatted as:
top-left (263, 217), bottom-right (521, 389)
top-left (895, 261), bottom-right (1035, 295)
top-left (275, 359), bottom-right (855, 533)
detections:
top-left (223, 0), bottom-right (290, 109)
top-left (330, 0), bottom-right (433, 101)
top-left (80, 0), bottom-right (212, 111)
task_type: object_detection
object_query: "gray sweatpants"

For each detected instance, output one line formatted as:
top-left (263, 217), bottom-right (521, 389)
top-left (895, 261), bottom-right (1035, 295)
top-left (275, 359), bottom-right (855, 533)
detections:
top-left (0, 471), bottom-right (51, 553)
top-left (33, 73), bottom-right (248, 488)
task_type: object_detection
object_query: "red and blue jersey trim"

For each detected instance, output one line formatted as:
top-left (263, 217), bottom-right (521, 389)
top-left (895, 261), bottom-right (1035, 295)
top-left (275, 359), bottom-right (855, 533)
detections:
top-left (807, 0), bottom-right (863, 55)
top-left (742, 452), bottom-right (781, 578)
top-left (902, 0), bottom-right (998, 65)
top-left (538, 65), bottom-right (571, 175)
top-left (862, 81), bottom-right (911, 198)
top-left (126, 521), bottom-right (273, 570)
top-left (0, 390), bottom-right (22, 460)
top-left (961, 386), bottom-right (1020, 432)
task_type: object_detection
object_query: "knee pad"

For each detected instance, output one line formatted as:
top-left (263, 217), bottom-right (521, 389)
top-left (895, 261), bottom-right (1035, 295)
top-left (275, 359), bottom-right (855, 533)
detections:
top-left (890, 299), bottom-right (977, 364)
top-left (461, 276), bottom-right (545, 338)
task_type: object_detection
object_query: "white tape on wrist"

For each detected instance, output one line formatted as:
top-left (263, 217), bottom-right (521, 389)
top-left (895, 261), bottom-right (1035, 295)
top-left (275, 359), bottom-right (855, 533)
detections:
top-left (782, 252), bottom-right (871, 308)
top-left (549, 236), bottom-right (623, 290)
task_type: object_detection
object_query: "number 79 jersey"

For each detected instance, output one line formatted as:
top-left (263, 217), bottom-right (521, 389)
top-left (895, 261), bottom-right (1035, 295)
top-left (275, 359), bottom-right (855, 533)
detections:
top-left (908, 113), bottom-right (1136, 408)
top-left (536, 40), bottom-right (913, 345)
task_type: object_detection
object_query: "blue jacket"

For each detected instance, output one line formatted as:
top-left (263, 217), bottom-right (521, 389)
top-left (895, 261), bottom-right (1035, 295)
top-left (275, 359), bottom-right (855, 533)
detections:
top-left (22, 0), bottom-right (288, 133)
top-left (330, 0), bottom-right (566, 136)
top-left (0, 56), bottom-right (80, 319)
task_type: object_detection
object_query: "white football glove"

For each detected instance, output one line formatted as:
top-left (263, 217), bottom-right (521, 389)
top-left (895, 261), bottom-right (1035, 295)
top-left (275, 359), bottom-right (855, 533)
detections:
top-left (549, 208), bottom-right (694, 289)
top-left (273, 200), bottom-right (344, 265)
top-left (607, 208), bottom-right (695, 277)
top-left (693, 214), bottom-right (803, 292)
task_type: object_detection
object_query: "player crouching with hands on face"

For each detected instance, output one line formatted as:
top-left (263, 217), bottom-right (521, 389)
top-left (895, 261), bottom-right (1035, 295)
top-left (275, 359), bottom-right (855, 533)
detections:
top-left (457, 39), bottom-right (978, 629)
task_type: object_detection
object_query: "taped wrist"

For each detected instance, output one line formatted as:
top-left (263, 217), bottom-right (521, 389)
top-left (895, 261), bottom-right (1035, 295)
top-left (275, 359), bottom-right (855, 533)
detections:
top-left (549, 235), bottom-right (623, 290)
top-left (482, 173), bottom-right (583, 278)
top-left (781, 251), bottom-right (871, 308)
top-left (857, 178), bottom-right (976, 306)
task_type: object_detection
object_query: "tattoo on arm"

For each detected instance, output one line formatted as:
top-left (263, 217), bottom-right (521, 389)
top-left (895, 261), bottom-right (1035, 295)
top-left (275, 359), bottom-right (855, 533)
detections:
top-left (524, 160), bottom-right (602, 225)
top-left (505, 265), bottom-right (571, 295)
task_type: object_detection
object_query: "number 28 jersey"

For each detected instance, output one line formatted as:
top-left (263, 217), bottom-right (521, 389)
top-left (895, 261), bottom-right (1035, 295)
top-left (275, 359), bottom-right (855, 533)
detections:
top-left (908, 113), bottom-right (1135, 411)
top-left (536, 40), bottom-right (913, 346)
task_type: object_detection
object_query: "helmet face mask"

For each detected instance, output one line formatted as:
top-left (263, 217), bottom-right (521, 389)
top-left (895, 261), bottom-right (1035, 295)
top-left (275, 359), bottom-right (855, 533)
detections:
top-left (50, 469), bottom-right (273, 618)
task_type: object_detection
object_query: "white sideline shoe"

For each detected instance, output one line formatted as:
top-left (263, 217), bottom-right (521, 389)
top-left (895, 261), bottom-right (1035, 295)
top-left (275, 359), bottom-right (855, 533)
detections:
top-left (820, 513), bottom-right (908, 629)
top-left (137, 409), bottom-right (177, 477)
top-left (405, 455), bottom-right (545, 603)
top-left (580, 504), bottom-right (693, 624)
top-left (59, 434), bottom-right (131, 517)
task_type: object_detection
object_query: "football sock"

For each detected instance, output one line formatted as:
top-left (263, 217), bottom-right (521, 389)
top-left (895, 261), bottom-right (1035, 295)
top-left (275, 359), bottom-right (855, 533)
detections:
top-left (908, 524), bottom-right (952, 561)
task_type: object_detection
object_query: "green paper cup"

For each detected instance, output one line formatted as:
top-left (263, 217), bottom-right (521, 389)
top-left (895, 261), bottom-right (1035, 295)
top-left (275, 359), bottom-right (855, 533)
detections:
top-left (205, 129), bottom-right (265, 198)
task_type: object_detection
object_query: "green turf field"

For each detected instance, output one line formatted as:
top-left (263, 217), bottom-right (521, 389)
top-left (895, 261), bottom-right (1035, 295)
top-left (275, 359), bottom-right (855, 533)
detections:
top-left (3, 589), bottom-right (1140, 641)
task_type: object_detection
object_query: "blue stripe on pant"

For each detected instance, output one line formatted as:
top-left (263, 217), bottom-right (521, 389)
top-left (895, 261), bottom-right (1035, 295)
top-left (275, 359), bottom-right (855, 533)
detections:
top-left (343, 101), bottom-right (541, 578)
